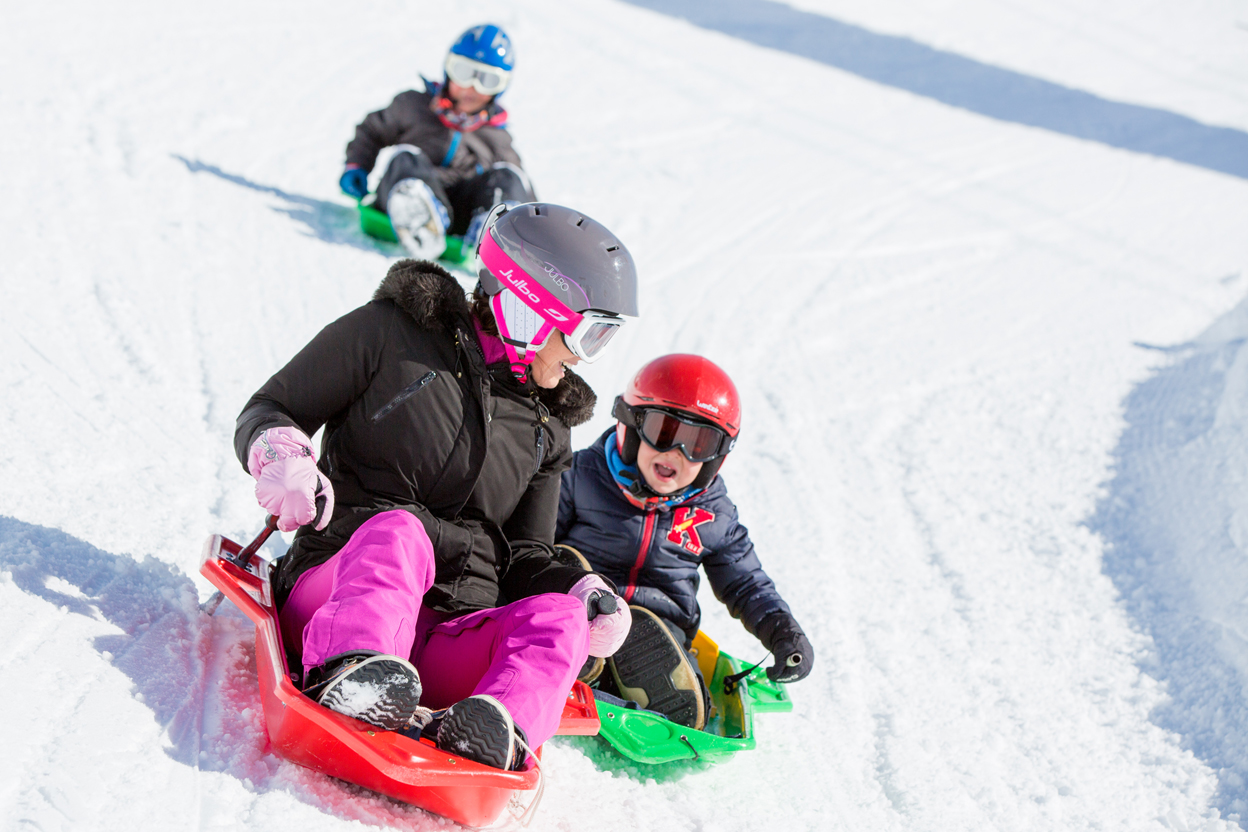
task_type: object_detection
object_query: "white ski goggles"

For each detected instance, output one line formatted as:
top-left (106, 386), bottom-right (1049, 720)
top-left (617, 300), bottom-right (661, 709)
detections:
top-left (444, 55), bottom-right (511, 96)
top-left (489, 294), bottom-right (623, 384)
top-left (561, 310), bottom-right (626, 363)
top-left (493, 298), bottom-right (624, 363)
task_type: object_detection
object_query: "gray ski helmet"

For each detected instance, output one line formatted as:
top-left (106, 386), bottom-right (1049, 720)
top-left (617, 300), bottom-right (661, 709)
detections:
top-left (477, 203), bottom-right (639, 317)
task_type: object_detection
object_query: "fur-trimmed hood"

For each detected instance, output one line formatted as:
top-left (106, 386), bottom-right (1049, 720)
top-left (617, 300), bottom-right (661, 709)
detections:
top-left (373, 258), bottom-right (471, 333)
top-left (373, 259), bottom-right (597, 427)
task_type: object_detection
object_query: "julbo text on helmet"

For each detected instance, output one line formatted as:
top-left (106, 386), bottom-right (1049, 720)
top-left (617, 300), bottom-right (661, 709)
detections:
top-left (477, 203), bottom-right (639, 379)
top-left (445, 24), bottom-right (514, 96)
top-left (612, 354), bottom-right (741, 489)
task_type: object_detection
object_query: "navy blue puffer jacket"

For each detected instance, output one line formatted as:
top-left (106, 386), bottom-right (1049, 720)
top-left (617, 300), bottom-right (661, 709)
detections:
top-left (556, 430), bottom-right (801, 648)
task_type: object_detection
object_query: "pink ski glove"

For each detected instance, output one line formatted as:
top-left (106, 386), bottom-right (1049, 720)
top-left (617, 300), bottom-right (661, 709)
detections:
top-left (247, 427), bottom-right (335, 533)
top-left (569, 574), bottom-right (631, 658)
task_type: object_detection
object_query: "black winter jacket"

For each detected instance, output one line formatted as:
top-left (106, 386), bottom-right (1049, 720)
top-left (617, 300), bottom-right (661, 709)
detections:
top-left (345, 87), bottom-right (522, 190)
top-left (235, 260), bottom-right (595, 611)
top-left (556, 430), bottom-right (802, 648)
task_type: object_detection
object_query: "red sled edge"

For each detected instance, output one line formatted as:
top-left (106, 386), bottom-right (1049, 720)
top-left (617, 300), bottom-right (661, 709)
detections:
top-left (199, 533), bottom-right (599, 828)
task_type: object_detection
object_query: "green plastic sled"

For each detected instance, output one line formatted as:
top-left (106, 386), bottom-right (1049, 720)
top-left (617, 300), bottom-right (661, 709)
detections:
top-left (357, 198), bottom-right (469, 264)
top-left (594, 631), bottom-right (793, 765)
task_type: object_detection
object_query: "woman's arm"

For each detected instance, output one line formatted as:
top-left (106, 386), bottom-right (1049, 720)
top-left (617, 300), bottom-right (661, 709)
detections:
top-left (234, 302), bottom-right (392, 470)
top-left (555, 464), bottom-right (577, 541)
top-left (499, 432), bottom-right (590, 598)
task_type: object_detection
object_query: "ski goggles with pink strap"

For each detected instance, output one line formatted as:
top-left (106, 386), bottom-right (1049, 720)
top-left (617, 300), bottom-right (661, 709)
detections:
top-left (444, 55), bottom-right (511, 96)
top-left (478, 230), bottom-right (626, 363)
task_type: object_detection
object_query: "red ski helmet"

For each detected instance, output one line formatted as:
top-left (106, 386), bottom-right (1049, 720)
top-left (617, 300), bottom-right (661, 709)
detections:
top-left (612, 354), bottom-right (741, 493)
top-left (623, 354), bottom-right (740, 436)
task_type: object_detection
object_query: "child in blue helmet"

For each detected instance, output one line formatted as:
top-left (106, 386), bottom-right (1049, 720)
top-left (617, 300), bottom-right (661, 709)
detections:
top-left (339, 24), bottom-right (536, 259)
top-left (555, 354), bottom-right (814, 731)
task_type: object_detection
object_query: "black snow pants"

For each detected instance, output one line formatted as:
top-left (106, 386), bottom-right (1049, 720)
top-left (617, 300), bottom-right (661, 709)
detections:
top-left (375, 145), bottom-right (536, 236)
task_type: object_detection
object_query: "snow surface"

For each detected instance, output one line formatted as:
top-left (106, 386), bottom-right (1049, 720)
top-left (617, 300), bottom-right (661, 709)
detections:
top-left (2, 0), bottom-right (1247, 830)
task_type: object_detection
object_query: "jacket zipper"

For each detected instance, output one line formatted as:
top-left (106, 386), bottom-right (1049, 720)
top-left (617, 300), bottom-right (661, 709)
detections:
top-left (532, 426), bottom-right (545, 476)
top-left (530, 394), bottom-right (550, 476)
top-left (371, 371), bottom-right (437, 422)
top-left (624, 510), bottom-right (657, 602)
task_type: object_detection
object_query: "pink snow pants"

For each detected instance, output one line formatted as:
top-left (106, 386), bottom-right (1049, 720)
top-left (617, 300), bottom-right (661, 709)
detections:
top-left (278, 510), bottom-right (590, 751)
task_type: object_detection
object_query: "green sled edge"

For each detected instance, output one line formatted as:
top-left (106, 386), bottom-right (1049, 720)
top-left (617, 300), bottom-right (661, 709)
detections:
top-left (357, 197), bottom-right (468, 264)
top-left (594, 631), bottom-right (794, 765)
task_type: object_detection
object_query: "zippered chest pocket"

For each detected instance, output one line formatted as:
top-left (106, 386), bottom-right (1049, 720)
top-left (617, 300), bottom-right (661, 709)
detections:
top-left (372, 371), bottom-right (437, 422)
top-left (532, 426), bottom-right (546, 475)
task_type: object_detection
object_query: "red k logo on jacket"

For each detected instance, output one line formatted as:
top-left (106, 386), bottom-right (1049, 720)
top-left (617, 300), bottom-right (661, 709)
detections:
top-left (667, 507), bottom-right (715, 555)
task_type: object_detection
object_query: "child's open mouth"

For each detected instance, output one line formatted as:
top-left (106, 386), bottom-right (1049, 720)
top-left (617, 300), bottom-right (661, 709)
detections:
top-left (653, 462), bottom-right (677, 480)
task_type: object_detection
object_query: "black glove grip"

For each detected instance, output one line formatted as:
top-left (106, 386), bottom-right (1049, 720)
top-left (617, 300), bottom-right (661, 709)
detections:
top-left (766, 631), bottom-right (814, 683)
top-left (313, 477), bottom-right (328, 527)
top-left (586, 591), bottom-right (618, 622)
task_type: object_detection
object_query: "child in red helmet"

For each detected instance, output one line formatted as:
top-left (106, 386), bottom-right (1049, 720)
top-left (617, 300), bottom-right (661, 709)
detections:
top-left (555, 354), bottom-right (814, 730)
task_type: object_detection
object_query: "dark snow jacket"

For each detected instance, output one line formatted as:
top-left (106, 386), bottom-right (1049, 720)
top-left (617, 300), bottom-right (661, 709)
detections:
top-left (235, 259), bottom-right (595, 612)
top-left (556, 430), bottom-right (803, 649)
top-left (345, 87), bottom-right (521, 191)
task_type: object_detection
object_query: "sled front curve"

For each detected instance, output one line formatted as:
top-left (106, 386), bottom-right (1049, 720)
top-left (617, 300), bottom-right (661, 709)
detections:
top-left (200, 532), bottom-right (598, 828)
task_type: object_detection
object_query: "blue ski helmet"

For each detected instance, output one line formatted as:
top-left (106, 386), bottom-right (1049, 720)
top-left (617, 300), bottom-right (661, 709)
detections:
top-left (449, 24), bottom-right (515, 72)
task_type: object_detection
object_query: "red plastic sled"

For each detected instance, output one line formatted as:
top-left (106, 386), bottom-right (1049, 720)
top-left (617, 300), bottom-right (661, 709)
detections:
top-left (200, 528), bottom-right (599, 829)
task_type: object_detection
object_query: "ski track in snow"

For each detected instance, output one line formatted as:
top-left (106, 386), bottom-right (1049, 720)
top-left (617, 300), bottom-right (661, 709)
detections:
top-left (2, 0), bottom-right (1248, 830)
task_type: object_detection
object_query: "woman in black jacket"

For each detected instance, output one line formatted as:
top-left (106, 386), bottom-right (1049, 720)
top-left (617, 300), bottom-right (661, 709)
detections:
top-left (234, 204), bottom-right (637, 770)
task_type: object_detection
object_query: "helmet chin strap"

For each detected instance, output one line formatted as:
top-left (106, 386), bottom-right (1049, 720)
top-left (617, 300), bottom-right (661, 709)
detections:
top-left (490, 290), bottom-right (557, 381)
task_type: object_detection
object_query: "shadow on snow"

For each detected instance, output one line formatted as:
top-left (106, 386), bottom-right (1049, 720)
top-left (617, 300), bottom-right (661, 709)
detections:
top-left (0, 518), bottom-right (439, 830)
top-left (172, 155), bottom-right (403, 256)
top-left (1088, 294), bottom-right (1248, 825)
top-left (622, 0), bottom-right (1248, 181)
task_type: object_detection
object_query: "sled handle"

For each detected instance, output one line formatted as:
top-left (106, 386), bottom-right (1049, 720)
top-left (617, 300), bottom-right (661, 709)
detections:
top-left (200, 515), bottom-right (277, 616)
top-left (234, 515), bottom-right (279, 570)
top-left (586, 591), bottom-right (617, 621)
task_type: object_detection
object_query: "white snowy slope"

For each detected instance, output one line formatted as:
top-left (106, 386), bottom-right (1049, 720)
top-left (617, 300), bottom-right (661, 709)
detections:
top-left (1, 0), bottom-right (1246, 830)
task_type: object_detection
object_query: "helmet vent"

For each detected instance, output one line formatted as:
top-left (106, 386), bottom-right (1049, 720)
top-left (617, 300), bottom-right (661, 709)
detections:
top-left (576, 217), bottom-right (585, 227)
top-left (532, 205), bottom-right (541, 215)
top-left (605, 245), bottom-right (619, 252)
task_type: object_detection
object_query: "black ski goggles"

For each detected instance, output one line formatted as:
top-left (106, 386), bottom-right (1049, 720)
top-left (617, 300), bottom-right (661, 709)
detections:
top-left (612, 397), bottom-right (736, 463)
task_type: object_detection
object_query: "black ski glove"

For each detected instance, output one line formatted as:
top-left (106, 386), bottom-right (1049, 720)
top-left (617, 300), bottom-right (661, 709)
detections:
top-left (760, 617), bottom-right (814, 683)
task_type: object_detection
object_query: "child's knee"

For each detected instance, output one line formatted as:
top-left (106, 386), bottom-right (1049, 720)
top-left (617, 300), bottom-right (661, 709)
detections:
top-left (350, 510), bottom-right (436, 580)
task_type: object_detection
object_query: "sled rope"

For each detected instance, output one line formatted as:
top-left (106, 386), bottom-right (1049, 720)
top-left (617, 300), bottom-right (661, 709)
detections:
top-left (722, 652), bottom-right (771, 694)
top-left (506, 733), bottom-right (544, 828)
top-left (407, 705), bottom-right (438, 732)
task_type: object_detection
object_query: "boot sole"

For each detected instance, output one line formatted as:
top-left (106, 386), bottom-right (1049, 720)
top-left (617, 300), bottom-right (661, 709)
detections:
top-left (609, 607), bottom-right (705, 730)
top-left (317, 656), bottom-right (422, 732)
top-left (552, 544), bottom-right (592, 571)
top-left (437, 695), bottom-right (516, 770)
top-left (389, 180), bottom-right (445, 259)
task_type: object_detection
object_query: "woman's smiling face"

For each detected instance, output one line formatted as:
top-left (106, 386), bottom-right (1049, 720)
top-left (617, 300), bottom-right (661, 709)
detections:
top-left (529, 333), bottom-right (579, 389)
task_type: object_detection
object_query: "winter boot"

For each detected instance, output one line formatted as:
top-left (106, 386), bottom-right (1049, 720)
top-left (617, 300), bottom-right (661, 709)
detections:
top-left (386, 178), bottom-right (447, 260)
top-left (303, 650), bottom-right (423, 732)
top-left (551, 543), bottom-right (591, 571)
top-left (432, 694), bottom-right (529, 770)
top-left (551, 544), bottom-right (605, 685)
top-left (608, 607), bottom-right (706, 730)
